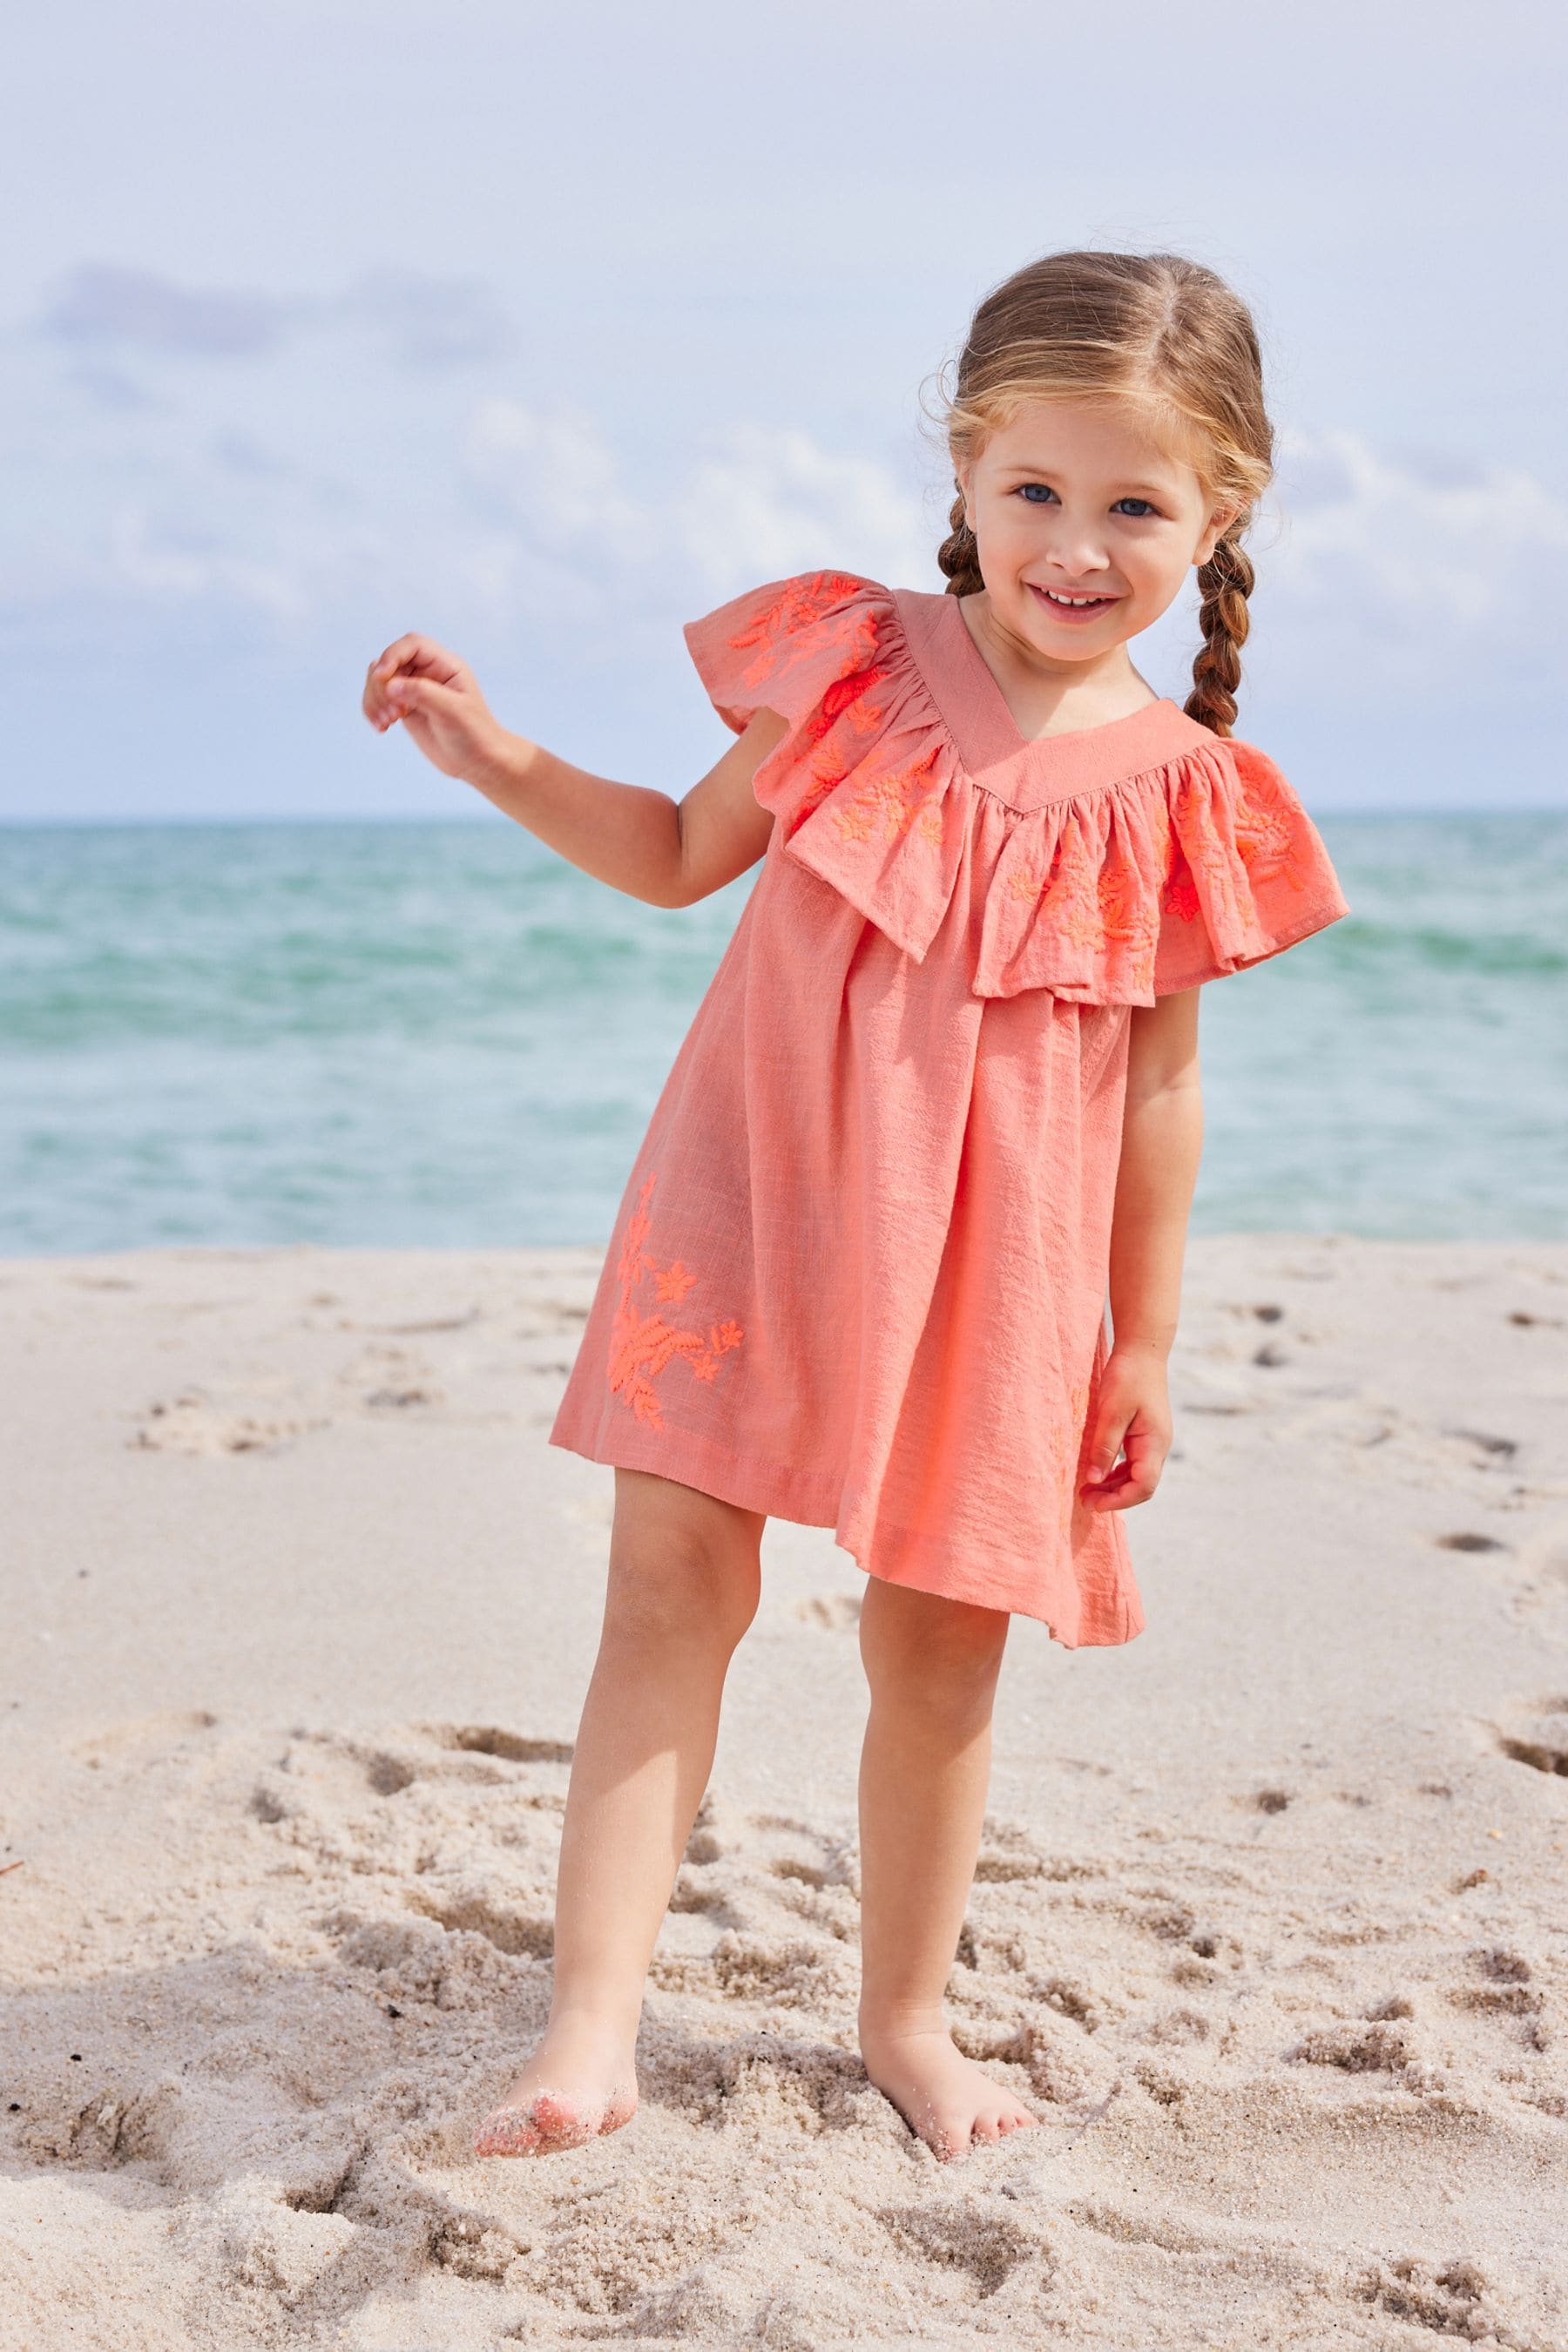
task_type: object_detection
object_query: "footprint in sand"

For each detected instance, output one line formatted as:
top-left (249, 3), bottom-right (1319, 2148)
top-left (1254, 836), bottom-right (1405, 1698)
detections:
top-left (876, 2200), bottom-right (1042, 2299)
top-left (1493, 1694), bottom-right (1568, 1776)
top-left (131, 1390), bottom-right (324, 1454)
top-left (437, 1725), bottom-right (574, 1766)
top-left (1355, 2254), bottom-right (1497, 2337)
top-left (1288, 2017), bottom-right (1416, 2075)
top-left (1446, 1946), bottom-right (1546, 2048)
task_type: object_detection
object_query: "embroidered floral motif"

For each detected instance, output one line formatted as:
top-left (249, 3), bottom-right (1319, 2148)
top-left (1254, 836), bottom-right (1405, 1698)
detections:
top-left (702, 571), bottom-right (1343, 1003)
top-left (725, 575), bottom-right (883, 740)
top-left (788, 664), bottom-right (901, 833)
top-left (606, 1173), bottom-right (743, 1430)
top-left (828, 742), bottom-right (944, 846)
top-left (1160, 854), bottom-right (1201, 925)
top-left (1040, 828), bottom-right (1119, 954)
top-left (1232, 784), bottom-right (1315, 890)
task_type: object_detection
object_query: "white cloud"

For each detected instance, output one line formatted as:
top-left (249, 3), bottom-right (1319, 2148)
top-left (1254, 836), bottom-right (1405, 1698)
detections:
top-left (673, 424), bottom-right (934, 595)
top-left (8, 312), bottom-right (1565, 717)
top-left (455, 403), bottom-right (932, 618)
top-left (1261, 424), bottom-right (1568, 692)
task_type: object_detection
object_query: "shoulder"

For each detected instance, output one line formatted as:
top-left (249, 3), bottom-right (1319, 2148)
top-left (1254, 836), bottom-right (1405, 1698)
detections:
top-left (682, 570), bottom-right (900, 734)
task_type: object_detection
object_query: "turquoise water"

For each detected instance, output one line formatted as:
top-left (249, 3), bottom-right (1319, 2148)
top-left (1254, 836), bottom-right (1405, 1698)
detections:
top-left (2, 814), bottom-right (1564, 1254)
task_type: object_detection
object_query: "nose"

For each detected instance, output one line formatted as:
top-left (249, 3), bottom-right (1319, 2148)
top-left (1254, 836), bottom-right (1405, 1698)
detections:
top-left (1044, 528), bottom-right (1112, 579)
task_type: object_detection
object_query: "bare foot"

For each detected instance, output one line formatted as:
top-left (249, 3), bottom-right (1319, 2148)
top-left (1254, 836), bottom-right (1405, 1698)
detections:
top-left (859, 2019), bottom-right (1042, 2163)
top-left (473, 2013), bottom-right (639, 2159)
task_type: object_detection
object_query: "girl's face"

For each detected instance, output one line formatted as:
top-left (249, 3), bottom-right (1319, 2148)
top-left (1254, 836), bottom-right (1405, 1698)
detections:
top-left (954, 398), bottom-right (1239, 666)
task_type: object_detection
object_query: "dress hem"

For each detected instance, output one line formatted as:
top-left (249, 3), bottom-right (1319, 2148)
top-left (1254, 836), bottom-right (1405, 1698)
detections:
top-left (546, 1413), bottom-right (1145, 1652)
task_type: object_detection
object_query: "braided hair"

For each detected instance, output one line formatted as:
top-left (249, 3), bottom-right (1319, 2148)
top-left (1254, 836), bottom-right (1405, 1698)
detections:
top-left (923, 251), bottom-right (1274, 739)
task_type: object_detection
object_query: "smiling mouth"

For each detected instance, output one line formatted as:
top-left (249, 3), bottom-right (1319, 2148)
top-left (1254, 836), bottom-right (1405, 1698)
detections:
top-left (1028, 584), bottom-right (1121, 612)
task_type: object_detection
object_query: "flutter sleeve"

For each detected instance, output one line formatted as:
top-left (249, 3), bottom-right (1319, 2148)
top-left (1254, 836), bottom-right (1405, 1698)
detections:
top-left (1149, 737), bottom-right (1350, 997)
top-left (682, 569), bottom-right (892, 736)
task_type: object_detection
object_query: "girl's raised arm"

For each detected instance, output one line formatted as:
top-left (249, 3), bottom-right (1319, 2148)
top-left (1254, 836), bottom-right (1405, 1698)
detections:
top-left (362, 631), bottom-right (787, 907)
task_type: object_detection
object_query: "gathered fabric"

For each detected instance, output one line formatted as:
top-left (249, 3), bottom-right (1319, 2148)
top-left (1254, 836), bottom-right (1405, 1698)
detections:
top-left (705, 568), bottom-right (1349, 1004)
top-left (549, 570), bottom-right (1349, 1643)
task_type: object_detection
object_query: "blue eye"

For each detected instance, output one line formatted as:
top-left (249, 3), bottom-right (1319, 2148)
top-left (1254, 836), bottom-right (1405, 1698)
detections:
top-left (1014, 483), bottom-right (1160, 517)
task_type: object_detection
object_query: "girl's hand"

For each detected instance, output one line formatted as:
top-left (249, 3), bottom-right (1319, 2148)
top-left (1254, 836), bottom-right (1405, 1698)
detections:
top-left (1077, 1346), bottom-right (1173, 1511)
top-left (362, 634), bottom-right (509, 784)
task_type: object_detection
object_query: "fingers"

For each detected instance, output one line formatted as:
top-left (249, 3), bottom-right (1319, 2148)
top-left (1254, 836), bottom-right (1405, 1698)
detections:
top-left (382, 671), bottom-right (462, 726)
top-left (1079, 1460), bottom-right (1160, 1510)
top-left (362, 634), bottom-right (470, 732)
top-left (1078, 1432), bottom-right (1165, 1510)
top-left (1078, 1415), bottom-right (1166, 1511)
top-left (1079, 1402), bottom-right (1132, 1490)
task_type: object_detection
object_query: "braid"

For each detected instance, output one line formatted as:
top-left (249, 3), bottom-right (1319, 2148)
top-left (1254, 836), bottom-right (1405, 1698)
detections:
top-left (936, 483), bottom-right (984, 598)
top-left (1186, 531), bottom-right (1254, 738)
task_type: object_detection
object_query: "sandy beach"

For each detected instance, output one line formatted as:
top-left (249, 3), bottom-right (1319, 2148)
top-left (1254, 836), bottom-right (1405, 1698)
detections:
top-left (2, 1232), bottom-right (1566, 2349)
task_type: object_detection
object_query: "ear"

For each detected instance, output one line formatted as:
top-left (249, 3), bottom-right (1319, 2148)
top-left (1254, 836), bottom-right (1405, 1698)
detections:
top-left (1193, 500), bottom-right (1243, 567)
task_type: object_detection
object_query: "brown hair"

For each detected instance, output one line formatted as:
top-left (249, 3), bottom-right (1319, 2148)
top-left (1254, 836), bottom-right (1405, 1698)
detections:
top-left (922, 251), bottom-right (1274, 737)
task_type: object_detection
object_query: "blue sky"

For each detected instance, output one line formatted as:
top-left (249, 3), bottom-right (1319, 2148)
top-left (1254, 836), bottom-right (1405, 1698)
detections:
top-left (4, 0), bottom-right (1565, 819)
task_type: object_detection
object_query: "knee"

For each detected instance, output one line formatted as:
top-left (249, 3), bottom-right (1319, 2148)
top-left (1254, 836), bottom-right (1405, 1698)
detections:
top-left (860, 1584), bottom-right (1009, 1719)
top-left (602, 1530), bottom-right (760, 1655)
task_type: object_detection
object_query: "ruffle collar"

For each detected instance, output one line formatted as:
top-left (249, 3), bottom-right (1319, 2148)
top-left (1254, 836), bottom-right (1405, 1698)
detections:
top-left (683, 570), bottom-right (1350, 1005)
top-left (895, 585), bottom-right (1217, 800)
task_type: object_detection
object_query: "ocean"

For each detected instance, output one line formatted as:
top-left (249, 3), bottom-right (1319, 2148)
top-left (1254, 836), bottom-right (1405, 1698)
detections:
top-left (2, 813), bottom-right (1563, 1256)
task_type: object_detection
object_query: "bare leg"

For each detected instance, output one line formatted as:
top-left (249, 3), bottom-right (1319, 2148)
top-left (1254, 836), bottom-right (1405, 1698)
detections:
top-left (475, 1467), bottom-right (764, 2157)
top-left (855, 1578), bottom-right (1042, 2162)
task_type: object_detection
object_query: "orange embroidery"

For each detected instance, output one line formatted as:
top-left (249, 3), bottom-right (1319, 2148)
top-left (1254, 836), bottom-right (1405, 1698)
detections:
top-left (1161, 856), bottom-right (1200, 924)
top-left (1167, 752), bottom-right (1316, 917)
top-left (723, 578), bottom-right (953, 860)
top-left (1232, 787), bottom-right (1313, 891)
top-left (828, 741), bottom-right (944, 847)
top-left (1007, 812), bottom-right (1164, 989)
top-left (606, 1173), bottom-right (743, 1431)
top-left (724, 571), bottom-right (881, 707)
top-left (1038, 828), bottom-right (1115, 954)
top-left (792, 663), bottom-right (900, 829)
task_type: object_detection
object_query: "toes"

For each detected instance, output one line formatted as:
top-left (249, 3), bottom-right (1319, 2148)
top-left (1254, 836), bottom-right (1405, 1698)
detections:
top-left (972, 2113), bottom-right (1002, 2145)
top-left (601, 2088), bottom-right (639, 2135)
top-left (530, 2090), bottom-right (596, 2147)
top-left (473, 2105), bottom-right (544, 2158)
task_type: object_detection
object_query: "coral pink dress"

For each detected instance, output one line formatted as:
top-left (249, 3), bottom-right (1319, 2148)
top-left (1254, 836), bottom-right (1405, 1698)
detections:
top-left (549, 571), bottom-right (1349, 1645)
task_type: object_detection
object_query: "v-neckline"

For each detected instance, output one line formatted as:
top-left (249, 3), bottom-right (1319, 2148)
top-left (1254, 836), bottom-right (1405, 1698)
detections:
top-left (889, 585), bottom-right (1213, 800)
top-left (950, 591), bottom-right (1168, 754)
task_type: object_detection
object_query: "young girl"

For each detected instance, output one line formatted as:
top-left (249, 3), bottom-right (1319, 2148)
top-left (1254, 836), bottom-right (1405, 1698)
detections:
top-left (362, 248), bottom-right (1349, 2166)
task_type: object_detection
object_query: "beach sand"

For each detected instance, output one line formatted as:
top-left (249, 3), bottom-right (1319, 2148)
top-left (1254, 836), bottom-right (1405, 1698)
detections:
top-left (1, 1233), bottom-right (1565, 2349)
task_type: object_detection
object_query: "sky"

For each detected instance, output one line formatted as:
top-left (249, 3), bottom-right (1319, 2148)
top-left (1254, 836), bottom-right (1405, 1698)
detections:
top-left (3, 0), bottom-right (1565, 821)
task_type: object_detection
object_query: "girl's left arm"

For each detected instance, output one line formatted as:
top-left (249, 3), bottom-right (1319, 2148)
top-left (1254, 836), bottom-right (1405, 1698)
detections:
top-left (1078, 984), bottom-right (1204, 1511)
